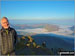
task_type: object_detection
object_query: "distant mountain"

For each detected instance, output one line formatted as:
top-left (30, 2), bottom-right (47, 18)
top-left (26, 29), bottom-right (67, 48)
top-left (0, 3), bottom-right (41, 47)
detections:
top-left (10, 24), bottom-right (33, 29)
top-left (10, 24), bottom-right (59, 31)
top-left (44, 24), bottom-right (59, 32)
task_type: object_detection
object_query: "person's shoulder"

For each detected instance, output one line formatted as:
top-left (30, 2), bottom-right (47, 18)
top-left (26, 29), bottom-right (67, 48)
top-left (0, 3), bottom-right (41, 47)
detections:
top-left (10, 27), bottom-right (16, 32)
top-left (10, 27), bottom-right (15, 30)
top-left (0, 28), bottom-right (3, 33)
top-left (0, 29), bottom-right (1, 33)
top-left (0, 29), bottom-right (1, 31)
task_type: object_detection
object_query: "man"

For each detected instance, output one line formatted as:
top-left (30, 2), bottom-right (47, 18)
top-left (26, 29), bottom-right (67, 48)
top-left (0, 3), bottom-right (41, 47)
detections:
top-left (0, 17), bottom-right (17, 55)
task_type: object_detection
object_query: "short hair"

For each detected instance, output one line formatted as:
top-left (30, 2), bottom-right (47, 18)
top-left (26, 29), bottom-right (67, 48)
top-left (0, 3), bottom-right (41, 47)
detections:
top-left (0, 17), bottom-right (9, 24)
top-left (2, 17), bottom-right (8, 20)
top-left (1, 17), bottom-right (9, 22)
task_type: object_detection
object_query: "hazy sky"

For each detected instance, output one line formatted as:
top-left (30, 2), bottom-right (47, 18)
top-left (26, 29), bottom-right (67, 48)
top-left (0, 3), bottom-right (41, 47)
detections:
top-left (1, 1), bottom-right (74, 20)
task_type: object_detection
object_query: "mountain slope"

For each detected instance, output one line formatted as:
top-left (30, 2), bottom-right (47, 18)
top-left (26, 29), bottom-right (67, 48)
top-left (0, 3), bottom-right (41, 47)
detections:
top-left (31, 34), bottom-right (74, 51)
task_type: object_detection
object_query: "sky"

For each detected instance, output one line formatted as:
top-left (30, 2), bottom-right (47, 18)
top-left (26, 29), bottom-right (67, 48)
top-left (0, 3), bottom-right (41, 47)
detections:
top-left (1, 1), bottom-right (74, 21)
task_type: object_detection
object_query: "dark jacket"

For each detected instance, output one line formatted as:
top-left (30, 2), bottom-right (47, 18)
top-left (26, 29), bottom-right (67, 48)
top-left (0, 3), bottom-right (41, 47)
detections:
top-left (0, 27), bottom-right (17, 55)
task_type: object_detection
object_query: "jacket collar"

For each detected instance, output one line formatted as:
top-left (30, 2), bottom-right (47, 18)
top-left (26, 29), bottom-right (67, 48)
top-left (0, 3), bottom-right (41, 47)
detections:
top-left (1, 27), bottom-right (11, 32)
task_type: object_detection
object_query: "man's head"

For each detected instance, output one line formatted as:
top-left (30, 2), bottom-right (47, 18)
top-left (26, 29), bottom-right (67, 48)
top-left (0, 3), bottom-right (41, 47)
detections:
top-left (1, 17), bottom-right (9, 29)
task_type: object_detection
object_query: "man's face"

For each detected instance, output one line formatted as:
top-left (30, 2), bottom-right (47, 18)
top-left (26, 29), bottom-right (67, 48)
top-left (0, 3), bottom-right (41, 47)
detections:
top-left (1, 18), bottom-right (9, 29)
